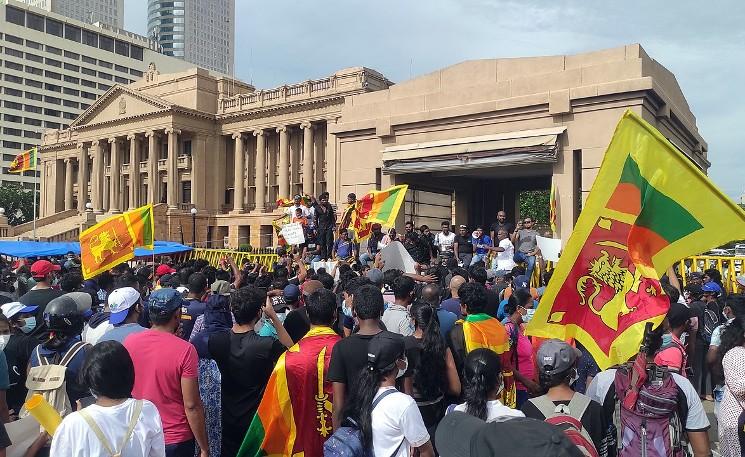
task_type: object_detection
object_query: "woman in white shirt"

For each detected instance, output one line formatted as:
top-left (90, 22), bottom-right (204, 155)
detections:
top-left (50, 341), bottom-right (165, 457)
top-left (451, 348), bottom-right (525, 422)
top-left (341, 331), bottom-right (435, 457)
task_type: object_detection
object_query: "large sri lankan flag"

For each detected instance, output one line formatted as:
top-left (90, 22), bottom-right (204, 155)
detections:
top-left (526, 110), bottom-right (745, 369)
top-left (343, 184), bottom-right (408, 240)
top-left (237, 327), bottom-right (340, 457)
top-left (79, 205), bottom-right (154, 279)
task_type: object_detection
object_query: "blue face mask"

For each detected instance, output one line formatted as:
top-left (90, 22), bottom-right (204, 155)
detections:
top-left (20, 316), bottom-right (36, 334)
top-left (342, 300), bottom-right (353, 318)
top-left (522, 309), bottom-right (535, 323)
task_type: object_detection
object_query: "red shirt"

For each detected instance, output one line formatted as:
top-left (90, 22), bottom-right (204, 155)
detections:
top-left (654, 333), bottom-right (687, 377)
top-left (123, 329), bottom-right (199, 444)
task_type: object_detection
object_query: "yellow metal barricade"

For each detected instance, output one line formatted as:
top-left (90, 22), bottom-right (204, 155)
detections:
top-left (185, 248), bottom-right (278, 272)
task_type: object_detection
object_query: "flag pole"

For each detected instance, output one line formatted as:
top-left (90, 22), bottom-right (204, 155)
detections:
top-left (32, 159), bottom-right (37, 241)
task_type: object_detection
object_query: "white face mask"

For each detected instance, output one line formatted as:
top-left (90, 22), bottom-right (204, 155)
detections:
top-left (396, 357), bottom-right (409, 379)
top-left (0, 335), bottom-right (9, 351)
top-left (523, 309), bottom-right (535, 323)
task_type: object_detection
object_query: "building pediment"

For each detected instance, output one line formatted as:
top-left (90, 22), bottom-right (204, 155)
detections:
top-left (70, 85), bottom-right (174, 129)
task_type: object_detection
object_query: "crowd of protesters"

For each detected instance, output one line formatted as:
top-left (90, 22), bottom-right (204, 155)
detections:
top-left (0, 203), bottom-right (741, 456)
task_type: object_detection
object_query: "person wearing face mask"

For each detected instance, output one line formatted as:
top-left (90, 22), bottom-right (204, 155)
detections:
top-left (0, 302), bottom-right (40, 414)
top-left (503, 289), bottom-right (540, 406)
top-left (332, 331), bottom-right (434, 457)
top-left (522, 339), bottom-right (608, 455)
top-left (19, 259), bottom-right (63, 341)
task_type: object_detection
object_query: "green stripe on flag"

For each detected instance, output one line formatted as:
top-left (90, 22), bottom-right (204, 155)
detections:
top-left (237, 412), bottom-right (266, 457)
top-left (621, 157), bottom-right (702, 243)
top-left (141, 206), bottom-right (153, 245)
top-left (375, 189), bottom-right (400, 222)
top-left (464, 313), bottom-right (492, 323)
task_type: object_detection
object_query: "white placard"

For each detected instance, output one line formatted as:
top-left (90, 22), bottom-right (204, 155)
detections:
top-left (537, 235), bottom-right (562, 262)
top-left (380, 241), bottom-right (417, 274)
top-left (280, 222), bottom-right (306, 245)
top-left (312, 261), bottom-right (340, 280)
top-left (6, 416), bottom-right (40, 457)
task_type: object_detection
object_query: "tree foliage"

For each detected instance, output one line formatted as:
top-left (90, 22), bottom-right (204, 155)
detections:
top-left (518, 189), bottom-right (550, 225)
top-left (0, 184), bottom-right (38, 226)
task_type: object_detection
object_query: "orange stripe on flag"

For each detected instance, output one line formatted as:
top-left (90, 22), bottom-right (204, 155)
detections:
top-left (606, 182), bottom-right (641, 215)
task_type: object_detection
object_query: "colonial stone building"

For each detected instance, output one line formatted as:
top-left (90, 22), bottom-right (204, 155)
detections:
top-left (28, 44), bottom-right (707, 248)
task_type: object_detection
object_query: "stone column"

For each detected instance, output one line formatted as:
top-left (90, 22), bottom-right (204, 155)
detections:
top-left (63, 158), bottom-right (74, 211)
top-left (231, 133), bottom-right (245, 213)
top-left (254, 129), bottom-right (266, 212)
top-left (91, 140), bottom-right (104, 213)
top-left (108, 137), bottom-right (121, 213)
top-left (145, 131), bottom-right (159, 204)
top-left (191, 134), bottom-right (207, 210)
top-left (127, 134), bottom-right (140, 209)
top-left (77, 143), bottom-right (89, 212)
top-left (165, 128), bottom-right (180, 210)
top-left (277, 126), bottom-right (290, 199)
top-left (301, 121), bottom-right (314, 195)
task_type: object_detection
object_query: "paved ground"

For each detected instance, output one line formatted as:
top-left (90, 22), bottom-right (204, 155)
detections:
top-left (703, 399), bottom-right (720, 455)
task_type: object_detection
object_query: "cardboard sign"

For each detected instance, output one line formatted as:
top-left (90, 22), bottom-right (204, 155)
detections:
top-left (312, 261), bottom-right (340, 280)
top-left (380, 241), bottom-right (417, 273)
top-left (280, 222), bottom-right (306, 245)
top-left (536, 235), bottom-right (562, 262)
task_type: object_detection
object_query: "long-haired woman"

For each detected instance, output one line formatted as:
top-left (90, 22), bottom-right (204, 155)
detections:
top-left (717, 306), bottom-right (745, 457)
top-left (450, 348), bottom-right (524, 422)
top-left (341, 331), bottom-right (434, 457)
top-left (403, 301), bottom-right (460, 428)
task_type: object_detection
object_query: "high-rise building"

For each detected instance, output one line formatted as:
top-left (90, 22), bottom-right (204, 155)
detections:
top-left (21, 0), bottom-right (123, 27)
top-left (0, 0), bottom-right (198, 189)
top-left (148, 0), bottom-right (234, 74)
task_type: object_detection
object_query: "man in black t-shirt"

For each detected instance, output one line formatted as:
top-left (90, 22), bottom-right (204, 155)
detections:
top-left (489, 210), bottom-right (515, 244)
top-left (327, 284), bottom-right (385, 430)
top-left (312, 192), bottom-right (337, 261)
top-left (19, 260), bottom-right (63, 341)
top-left (453, 225), bottom-right (473, 267)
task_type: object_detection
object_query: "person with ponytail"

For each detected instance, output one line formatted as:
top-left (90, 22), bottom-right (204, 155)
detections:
top-left (716, 294), bottom-right (745, 457)
top-left (402, 301), bottom-right (460, 429)
top-left (450, 348), bottom-right (524, 422)
top-left (341, 331), bottom-right (434, 457)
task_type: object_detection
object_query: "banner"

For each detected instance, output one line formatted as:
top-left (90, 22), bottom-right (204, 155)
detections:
top-left (526, 110), bottom-right (745, 369)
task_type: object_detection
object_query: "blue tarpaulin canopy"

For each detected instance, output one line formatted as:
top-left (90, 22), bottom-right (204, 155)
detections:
top-left (0, 240), bottom-right (192, 258)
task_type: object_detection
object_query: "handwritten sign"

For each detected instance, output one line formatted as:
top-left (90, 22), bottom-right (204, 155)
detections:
top-left (280, 222), bottom-right (305, 245)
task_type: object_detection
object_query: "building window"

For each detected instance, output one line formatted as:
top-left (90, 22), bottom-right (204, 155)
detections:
top-left (23, 130), bottom-right (41, 139)
top-left (25, 40), bottom-right (42, 50)
top-left (44, 108), bottom-right (61, 117)
top-left (5, 6), bottom-right (25, 26)
top-left (62, 112), bottom-right (76, 120)
top-left (25, 65), bottom-right (42, 75)
top-left (44, 96), bottom-right (61, 105)
top-left (4, 34), bottom-right (23, 45)
top-left (81, 79), bottom-right (96, 88)
top-left (82, 29), bottom-right (98, 48)
top-left (4, 87), bottom-right (22, 97)
top-left (4, 61), bottom-right (23, 71)
top-left (130, 68), bottom-right (143, 77)
top-left (98, 72), bottom-right (112, 80)
top-left (115, 64), bottom-right (128, 73)
top-left (25, 52), bottom-right (43, 63)
top-left (64, 63), bottom-right (79, 72)
top-left (24, 105), bottom-right (42, 114)
top-left (99, 35), bottom-right (114, 52)
top-left (114, 76), bottom-right (129, 84)
top-left (81, 67), bottom-right (96, 76)
top-left (4, 47), bottom-right (23, 58)
top-left (4, 74), bottom-right (23, 84)
top-left (45, 121), bottom-right (60, 129)
top-left (44, 83), bottom-right (61, 92)
top-left (63, 87), bottom-right (80, 96)
top-left (81, 55), bottom-right (96, 65)
top-left (131, 45), bottom-right (143, 61)
top-left (81, 91), bottom-right (96, 100)
top-left (26, 12), bottom-right (45, 32)
top-left (64, 24), bottom-right (81, 43)
top-left (63, 76), bottom-right (80, 85)
top-left (63, 100), bottom-right (79, 108)
top-left (115, 40), bottom-right (129, 56)
top-left (64, 50), bottom-right (79, 60)
top-left (44, 70), bottom-right (62, 80)
top-left (80, 103), bottom-right (90, 109)
top-left (98, 83), bottom-right (111, 91)
top-left (3, 100), bottom-right (22, 110)
top-left (25, 92), bottom-right (42, 101)
top-left (24, 117), bottom-right (41, 126)
top-left (182, 181), bottom-right (192, 204)
top-left (98, 60), bottom-right (113, 69)
top-left (25, 79), bottom-right (42, 88)
top-left (46, 18), bottom-right (63, 37)
top-left (45, 58), bottom-right (62, 67)
top-left (2, 154), bottom-right (16, 161)
top-left (46, 45), bottom-right (62, 55)
top-left (3, 128), bottom-right (22, 136)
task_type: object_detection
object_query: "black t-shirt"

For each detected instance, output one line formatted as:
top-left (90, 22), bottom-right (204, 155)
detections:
top-left (521, 395), bottom-right (607, 452)
top-left (454, 235), bottom-right (473, 255)
top-left (489, 221), bottom-right (515, 238)
top-left (327, 332), bottom-right (381, 389)
top-left (181, 298), bottom-right (206, 341)
top-left (208, 330), bottom-right (285, 428)
top-left (283, 308), bottom-right (311, 344)
top-left (19, 287), bottom-right (63, 340)
top-left (484, 289), bottom-right (500, 319)
top-left (313, 202), bottom-right (336, 229)
top-left (4, 333), bottom-right (38, 412)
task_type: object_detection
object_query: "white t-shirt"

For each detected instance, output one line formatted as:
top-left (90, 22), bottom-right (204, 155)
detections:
top-left (495, 238), bottom-right (516, 271)
top-left (586, 369), bottom-right (710, 431)
top-left (286, 204), bottom-right (313, 219)
top-left (50, 398), bottom-right (165, 457)
top-left (435, 232), bottom-right (456, 252)
top-left (710, 318), bottom-right (733, 348)
top-left (453, 399), bottom-right (525, 422)
top-left (371, 387), bottom-right (430, 457)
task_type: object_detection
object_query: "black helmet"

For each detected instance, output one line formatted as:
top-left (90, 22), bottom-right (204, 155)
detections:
top-left (44, 294), bottom-right (85, 335)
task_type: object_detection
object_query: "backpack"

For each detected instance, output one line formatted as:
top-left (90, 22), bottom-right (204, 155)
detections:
top-left (324, 389), bottom-right (401, 457)
top-left (613, 364), bottom-right (688, 457)
top-left (527, 394), bottom-right (599, 457)
top-left (79, 400), bottom-right (143, 457)
top-left (701, 304), bottom-right (721, 344)
top-left (21, 341), bottom-right (89, 419)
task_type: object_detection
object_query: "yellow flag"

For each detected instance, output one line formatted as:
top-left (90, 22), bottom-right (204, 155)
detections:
top-left (526, 110), bottom-right (745, 369)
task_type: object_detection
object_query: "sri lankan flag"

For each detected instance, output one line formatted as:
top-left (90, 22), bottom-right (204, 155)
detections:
top-left (549, 182), bottom-right (558, 235)
top-left (460, 313), bottom-right (516, 407)
top-left (272, 214), bottom-right (290, 246)
top-left (344, 185), bottom-right (408, 240)
top-left (79, 205), bottom-right (154, 279)
top-left (276, 195), bottom-right (312, 208)
top-left (237, 327), bottom-right (340, 457)
top-left (8, 147), bottom-right (37, 173)
top-left (526, 110), bottom-right (745, 369)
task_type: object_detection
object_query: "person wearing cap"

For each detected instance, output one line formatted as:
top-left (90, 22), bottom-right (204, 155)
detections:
top-left (123, 288), bottom-right (209, 457)
top-left (521, 339), bottom-right (607, 453)
top-left (156, 264), bottom-right (177, 281)
top-left (180, 273), bottom-right (209, 341)
top-left (688, 271), bottom-right (704, 287)
top-left (339, 331), bottom-right (434, 457)
top-left (453, 225), bottom-right (473, 267)
top-left (99, 287), bottom-right (146, 344)
top-left (18, 259), bottom-right (63, 340)
top-left (208, 286), bottom-right (292, 457)
top-left (685, 283), bottom-right (711, 399)
top-left (281, 283), bottom-right (316, 343)
top-left (240, 289), bottom-right (341, 457)
top-left (654, 302), bottom-right (694, 377)
top-left (0, 302), bottom-right (39, 413)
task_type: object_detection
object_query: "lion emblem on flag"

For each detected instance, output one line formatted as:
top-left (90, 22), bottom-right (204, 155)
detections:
top-left (89, 230), bottom-right (122, 263)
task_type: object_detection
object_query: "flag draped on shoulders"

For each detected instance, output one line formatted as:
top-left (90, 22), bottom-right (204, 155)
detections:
top-left (79, 205), bottom-right (154, 279)
top-left (8, 147), bottom-right (37, 173)
top-left (526, 110), bottom-right (745, 369)
top-left (238, 327), bottom-right (341, 457)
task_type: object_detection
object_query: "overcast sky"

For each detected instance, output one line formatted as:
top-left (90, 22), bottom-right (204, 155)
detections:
top-left (125, 0), bottom-right (745, 199)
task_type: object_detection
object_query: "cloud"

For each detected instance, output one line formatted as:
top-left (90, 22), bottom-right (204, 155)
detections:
top-left (125, 0), bottom-right (745, 198)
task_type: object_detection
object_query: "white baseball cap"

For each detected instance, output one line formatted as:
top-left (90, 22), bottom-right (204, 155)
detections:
top-left (1, 302), bottom-right (38, 320)
top-left (107, 287), bottom-right (141, 326)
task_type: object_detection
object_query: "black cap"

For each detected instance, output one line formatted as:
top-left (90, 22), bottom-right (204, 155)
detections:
top-left (436, 413), bottom-right (585, 457)
top-left (366, 331), bottom-right (405, 371)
